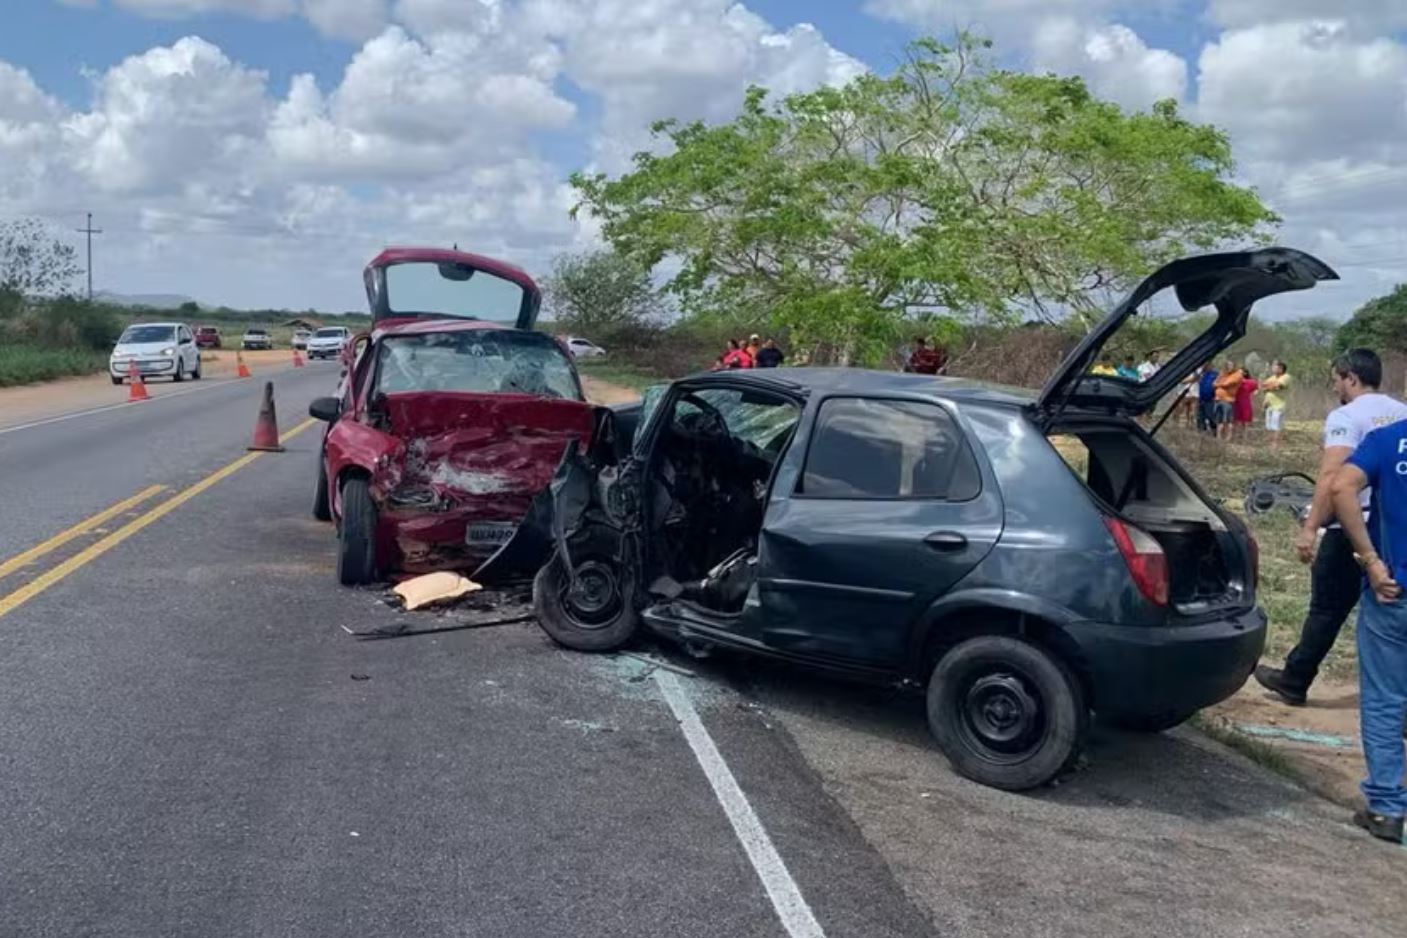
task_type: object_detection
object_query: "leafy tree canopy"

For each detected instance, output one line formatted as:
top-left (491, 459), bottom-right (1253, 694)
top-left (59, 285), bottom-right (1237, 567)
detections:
top-left (572, 35), bottom-right (1277, 365)
top-left (1336, 284), bottom-right (1407, 354)
top-left (542, 248), bottom-right (664, 336)
top-left (0, 218), bottom-right (82, 298)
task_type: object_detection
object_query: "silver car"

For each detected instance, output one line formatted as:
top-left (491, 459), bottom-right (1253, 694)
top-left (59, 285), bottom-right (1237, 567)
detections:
top-left (109, 322), bottom-right (202, 384)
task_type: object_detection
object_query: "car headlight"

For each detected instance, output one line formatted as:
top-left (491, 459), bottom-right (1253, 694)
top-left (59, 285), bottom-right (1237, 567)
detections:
top-left (160, 347), bottom-right (175, 356)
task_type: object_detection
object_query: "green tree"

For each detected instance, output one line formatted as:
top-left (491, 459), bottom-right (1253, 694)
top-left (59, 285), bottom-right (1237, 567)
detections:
top-left (0, 218), bottom-right (82, 297)
top-left (542, 249), bottom-right (663, 337)
top-left (1335, 285), bottom-right (1407, 354)
top-left (572, 36), bottom-right (1276, 366)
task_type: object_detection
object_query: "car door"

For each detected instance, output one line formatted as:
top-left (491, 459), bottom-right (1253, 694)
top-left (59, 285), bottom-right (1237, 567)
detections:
top-left (752, 395), bottom-right (1003, 668)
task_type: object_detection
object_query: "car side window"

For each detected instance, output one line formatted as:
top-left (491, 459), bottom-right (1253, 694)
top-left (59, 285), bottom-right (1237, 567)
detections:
top-left (799, 398), bottom-right (980, 500)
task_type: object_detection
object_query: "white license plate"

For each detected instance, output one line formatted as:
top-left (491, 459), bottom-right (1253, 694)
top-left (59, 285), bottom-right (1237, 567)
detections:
top-left (466, 522), bottom-right (516, 547)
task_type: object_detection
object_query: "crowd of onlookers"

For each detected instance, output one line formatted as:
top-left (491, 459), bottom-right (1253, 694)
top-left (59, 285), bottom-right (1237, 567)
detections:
top-left (711, 334), bottom-right (786, 369)
top-left (1092, 351), bottom-right (1295, 445)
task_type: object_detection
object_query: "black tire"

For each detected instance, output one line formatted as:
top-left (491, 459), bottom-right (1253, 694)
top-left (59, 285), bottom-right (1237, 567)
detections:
top-left (533, 548), bottom-right (639, 652)
top-left (1107, 710), bottom-right (1196, 733)
top-left (336, 476), bottom-right (378, 586)
top-left (927, 635), bottom-right (1088, 792)
top-left (111, 375), bottom-right (123, 386)
top-left (192, 358), bottom-right (202, 380)
top-left (312, 452), bottom-right (332, 522)
top-left (173, 360), bottom-right (184, 382)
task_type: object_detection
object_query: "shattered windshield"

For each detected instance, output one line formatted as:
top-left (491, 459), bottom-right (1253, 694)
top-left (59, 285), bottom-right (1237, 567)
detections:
top-left (385, 261), bottom-right (527, 322)
top-left (680, 387), bottom-right (799, 451)
top-left (119, 325), bottom-right (175, 344)
top-left (374, 330), bottom-right (581, 400)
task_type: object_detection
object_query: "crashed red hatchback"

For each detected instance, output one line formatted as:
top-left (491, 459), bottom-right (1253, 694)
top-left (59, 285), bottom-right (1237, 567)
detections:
top-left (308, 248), bottom-right (595, 585)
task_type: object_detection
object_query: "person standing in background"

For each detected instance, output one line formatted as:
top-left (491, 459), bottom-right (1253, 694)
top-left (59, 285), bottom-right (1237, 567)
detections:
top-left (1329, 418), bottom-right (1407, 843)
top-left (755, 338), bottom-right (785, 368)
top-left (1261, 360), bottom-right (1293, 447)
top-left (1117, 355), bottom-right (1140, 380)
top-left (1197, 361), bottom-right (1220, 433)
top-left (1138, 351), bottom-right (1161, 382)
top-left (1256, 349), bottom-right (1407, 706)
top-left (1213, 359), bottom-right (1243, 441)
top-left (1233, 366), bottom-right (1259, 441)
top-left (907, 337), bottom-right (942, 375)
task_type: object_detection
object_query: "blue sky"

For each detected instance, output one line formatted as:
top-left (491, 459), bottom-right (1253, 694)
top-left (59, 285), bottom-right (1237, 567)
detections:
top-left (0, 1), bottom-right (1403, 319)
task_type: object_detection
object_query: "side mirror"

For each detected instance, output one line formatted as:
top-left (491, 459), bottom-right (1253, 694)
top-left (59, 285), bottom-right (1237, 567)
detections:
top-left (309, 396), bottom-right (341, 422)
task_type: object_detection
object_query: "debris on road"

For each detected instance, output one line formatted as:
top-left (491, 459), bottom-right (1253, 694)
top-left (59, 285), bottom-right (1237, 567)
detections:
top-left (1233, 722), bottom-right (1355, 748)
top-left (620, 651), bottom-right (695, 678)
top-left (392, 571), bottom-right (482, 611)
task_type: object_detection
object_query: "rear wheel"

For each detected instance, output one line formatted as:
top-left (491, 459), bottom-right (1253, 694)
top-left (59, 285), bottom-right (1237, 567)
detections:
top-left (172, 360), bottom-right (184, 382)
top-left (336, 477), bottom-right (378, 586)
top-left (312, 451), bottom-right (332, 522)
top-left (533, 543), bottom-right (638, 652)
top-left (192, 357), bottom-right (202, 380)
top-left (927, 635), bottom-right (1087, 791)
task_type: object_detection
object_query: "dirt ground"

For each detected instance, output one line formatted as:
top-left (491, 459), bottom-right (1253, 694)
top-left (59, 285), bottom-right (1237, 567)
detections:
top-left (0, 350), bottom-right (311, 429)
top-left (580, 374), bottom-right (642, 405)
top-left (1205, 678), bottom-right (1371, 807)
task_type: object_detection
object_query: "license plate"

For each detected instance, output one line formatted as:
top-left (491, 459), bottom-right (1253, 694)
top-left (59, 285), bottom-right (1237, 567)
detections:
top-left (466, 522), bottom-right (516, 547)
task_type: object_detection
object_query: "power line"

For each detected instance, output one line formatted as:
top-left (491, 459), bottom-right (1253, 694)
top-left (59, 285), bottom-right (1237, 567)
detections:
top-left (75, 212), bottom-right (102, 301)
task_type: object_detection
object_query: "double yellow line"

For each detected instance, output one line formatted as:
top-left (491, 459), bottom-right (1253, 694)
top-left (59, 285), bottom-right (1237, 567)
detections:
top-left (0, 417), bottom-right (318, 620)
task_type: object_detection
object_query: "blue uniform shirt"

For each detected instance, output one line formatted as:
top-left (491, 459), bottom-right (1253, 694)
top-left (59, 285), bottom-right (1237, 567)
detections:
top-left (1346, 420), bottom-right (1407, 584)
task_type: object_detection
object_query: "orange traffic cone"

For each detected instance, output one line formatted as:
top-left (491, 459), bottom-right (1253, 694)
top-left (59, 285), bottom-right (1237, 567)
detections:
top-left (126, 360), bottom-right (149, 402)
top-left (236, 350), bottom-right (252, 379)
top-left (292, 348), bottom-right (305, 368)
top-left (247, 381), bottom-right (285, 452)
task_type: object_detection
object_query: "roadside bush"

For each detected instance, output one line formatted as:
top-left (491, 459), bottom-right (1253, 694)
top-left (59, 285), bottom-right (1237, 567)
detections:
top-left (0, 344), bottom-right (107, 387)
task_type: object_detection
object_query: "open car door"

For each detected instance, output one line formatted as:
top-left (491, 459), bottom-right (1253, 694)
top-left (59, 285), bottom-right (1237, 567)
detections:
top-left (1035, 248), bottom-right (1338, 421)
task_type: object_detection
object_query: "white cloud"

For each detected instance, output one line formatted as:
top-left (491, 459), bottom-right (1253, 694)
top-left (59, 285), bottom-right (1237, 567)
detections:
top-left (1206, 1), bottom-right (1407, 33)
top-left (100, 0), bottom-right (295, 18)
top-left (1031, 18), bottom-right (1186, 109)
top-left (302, 0), bottom-right (389, 41)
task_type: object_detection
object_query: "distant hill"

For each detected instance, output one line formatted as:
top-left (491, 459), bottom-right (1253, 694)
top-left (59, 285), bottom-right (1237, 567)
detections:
top-left (95, 291), bottom-right (198, 310)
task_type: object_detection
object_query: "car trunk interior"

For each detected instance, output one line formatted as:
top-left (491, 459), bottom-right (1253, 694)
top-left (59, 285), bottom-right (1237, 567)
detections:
top-left (643, 388), bottom-right (801, 615)
top-left (1048, 423), bottom-right (1246, 611)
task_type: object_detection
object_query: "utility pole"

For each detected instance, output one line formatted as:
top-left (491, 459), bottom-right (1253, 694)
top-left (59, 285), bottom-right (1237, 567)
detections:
top-left (76, 212), bottom-right (102, 301)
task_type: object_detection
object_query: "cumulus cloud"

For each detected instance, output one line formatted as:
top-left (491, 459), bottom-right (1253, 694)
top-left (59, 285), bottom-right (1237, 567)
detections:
top-left (1205, 1), bottom-right (1407, 33)
top-left (1031, 18), bottom-right (1186, 109)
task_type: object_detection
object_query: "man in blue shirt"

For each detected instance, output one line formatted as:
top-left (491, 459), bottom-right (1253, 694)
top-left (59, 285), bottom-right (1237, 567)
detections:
top-left (1196, 362), bottom-right (1219, 433)
top-left (1331, 419), bottom-right (1407, 843)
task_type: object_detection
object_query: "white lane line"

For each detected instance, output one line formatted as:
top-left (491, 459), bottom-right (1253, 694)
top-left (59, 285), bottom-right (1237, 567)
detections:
top-left (0, 367), bottom-right (312, 436)
top-left (653, 670), bottom-right (826, 938)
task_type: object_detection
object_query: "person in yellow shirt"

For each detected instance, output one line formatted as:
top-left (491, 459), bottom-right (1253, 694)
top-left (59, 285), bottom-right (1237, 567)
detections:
top-left (1090, 356), bottom-right (1117, 376)
top-left (1213, 358), bottom-right (1243, 441)
top-left (1260, 360), bottom-right (1293, 447)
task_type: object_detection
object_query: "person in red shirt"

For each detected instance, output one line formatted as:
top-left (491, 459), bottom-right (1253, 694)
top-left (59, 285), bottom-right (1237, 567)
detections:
top-left (906, 337), bottom-right (945, 375)
top-left (715, 338), bottom-right (753, 369)
top-left (1232, 367), bottom-right (1259, 441)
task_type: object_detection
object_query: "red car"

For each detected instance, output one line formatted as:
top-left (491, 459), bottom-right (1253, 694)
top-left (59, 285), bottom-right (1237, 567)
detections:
top-left (195, 326), bottom-right (222, 349)
top-left (308, 248), bottom-right (596, 585)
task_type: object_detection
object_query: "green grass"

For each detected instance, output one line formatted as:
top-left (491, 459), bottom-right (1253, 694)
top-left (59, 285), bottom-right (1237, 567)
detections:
top-left (0, 344), bottom-right (107, 387)
top-left (575, 359), bottom-right (664, 392)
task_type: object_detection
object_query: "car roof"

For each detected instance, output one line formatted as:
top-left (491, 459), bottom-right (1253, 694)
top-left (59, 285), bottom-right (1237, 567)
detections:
top-left (126, 321), bottom-right (182, 328)
top-left (685, 366), bottom-right (1037, 408)
top-left (371, 318), bottom-right (527, 340)
top-left (367, 247), bottom-right (536, 289)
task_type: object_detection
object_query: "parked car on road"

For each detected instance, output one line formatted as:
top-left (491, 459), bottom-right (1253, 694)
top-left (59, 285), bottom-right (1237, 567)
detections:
top-left (482, 248), bottom-right (1337, 792)
top-left (292, 329), bottom-right (311, 350)
top-left (110, 322), bottom-right (202, 384)
top-left (308, 247), bottom-right (592, 586)
top-left (242, 328), bottom-right (273, 350)
top-left (566, 337), bottom-right (607, 358)
top-left (306, 326), bottom-right (350, 360)
top-left (194, 326), bottom-right (222, 349)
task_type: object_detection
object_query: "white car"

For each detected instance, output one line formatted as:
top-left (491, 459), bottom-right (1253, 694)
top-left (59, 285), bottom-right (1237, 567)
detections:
top-left (306, 326), bottom-right (351, 360)
top-left (110, 322), bottom-right (202, 384)
top-left (566, 336), bottom-right (607, 358)
top-left (291, 329), bottom-right (311, 350)
top-left (242, 328), bottom-right (273, 350)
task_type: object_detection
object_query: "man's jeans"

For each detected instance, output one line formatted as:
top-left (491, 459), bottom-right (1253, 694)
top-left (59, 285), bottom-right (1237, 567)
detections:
top-left (1283, 528), bottom-right (1362, 693)
top-left (1357, 591), bottom-right (1407, 817)
top-left (1196, 399), bottom-right (1217, 432)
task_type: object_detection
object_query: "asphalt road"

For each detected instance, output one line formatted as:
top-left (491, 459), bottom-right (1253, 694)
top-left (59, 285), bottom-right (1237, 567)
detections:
top-left (0, 367), bottom-right (1402, 938)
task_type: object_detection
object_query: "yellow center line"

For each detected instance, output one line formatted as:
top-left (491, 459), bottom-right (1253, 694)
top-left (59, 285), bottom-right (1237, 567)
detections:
top-left (0, 417), bottom-right (318, 621)
top-left (0, 484), bottom-right (169, 581)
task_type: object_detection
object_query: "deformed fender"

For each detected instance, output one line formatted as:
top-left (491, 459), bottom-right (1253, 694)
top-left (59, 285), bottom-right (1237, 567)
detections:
top-left (905, 588), bottom-right (1088, 678)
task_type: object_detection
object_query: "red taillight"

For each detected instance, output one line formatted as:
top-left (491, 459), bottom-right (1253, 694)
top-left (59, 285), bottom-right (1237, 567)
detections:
top-left (1104, 517), bottom-right (1169, 606)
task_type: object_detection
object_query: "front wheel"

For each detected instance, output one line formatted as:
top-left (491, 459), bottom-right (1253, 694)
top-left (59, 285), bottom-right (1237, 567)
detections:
top-left (533, 549), bottom-right (638, 652)
top-left (173, 360), bottom-right (184, 382)
top-left (312, 452), bottom-right (332, 522)
top-left (927, 636), bottom-right (1087, 791)
top-left (336, 477), bottom-right (378, 586)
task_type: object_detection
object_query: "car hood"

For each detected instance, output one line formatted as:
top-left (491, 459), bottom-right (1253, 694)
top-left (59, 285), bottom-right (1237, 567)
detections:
top-left (1036, 248), bottom-right (1338, 418)
top-left (112, 341), bottom-right (173, 356)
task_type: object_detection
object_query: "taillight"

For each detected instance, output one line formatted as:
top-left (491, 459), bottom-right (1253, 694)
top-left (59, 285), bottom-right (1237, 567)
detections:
top-left (1103, 517), bottom-right (1169, 606)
